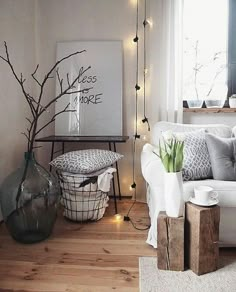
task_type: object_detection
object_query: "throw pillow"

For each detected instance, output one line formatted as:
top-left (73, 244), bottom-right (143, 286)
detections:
top-left (50, 149), bottom-right (123, 174)
top-left (205, 133), bottom-right (236, 181)
top-left (179, 129), bottom-right (212, 181)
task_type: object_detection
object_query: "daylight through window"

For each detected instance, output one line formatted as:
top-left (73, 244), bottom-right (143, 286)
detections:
top-left (183, 0), bottom-right (228, 103)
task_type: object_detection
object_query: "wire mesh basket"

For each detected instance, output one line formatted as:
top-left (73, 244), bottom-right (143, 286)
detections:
top-left (57, 171), bottom-right (109, 222)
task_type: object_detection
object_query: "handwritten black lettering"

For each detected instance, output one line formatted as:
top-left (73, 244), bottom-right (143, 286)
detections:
top-left (95, 93), bottom-right (102, 104)
top-left (92, 76), bottom-right (97, 83)
top-left (79, 93), bottom-right (103, 104)
top-left (80, 75), bottom-right (97, 84)
top-left (81, 76), bottom-right (87, 83)
top-left (87, 76), bottom-right (93, 83)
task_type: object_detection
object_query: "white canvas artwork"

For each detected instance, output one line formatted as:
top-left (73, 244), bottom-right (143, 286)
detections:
top-left (55, 41), bottom-right (123, 136)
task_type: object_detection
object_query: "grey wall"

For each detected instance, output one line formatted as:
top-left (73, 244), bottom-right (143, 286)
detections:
top-left (0, 0), bottom-right (36, 184)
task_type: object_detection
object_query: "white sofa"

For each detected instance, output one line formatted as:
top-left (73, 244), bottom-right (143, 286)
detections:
top-left (141, 121), bottom-right (236, 248)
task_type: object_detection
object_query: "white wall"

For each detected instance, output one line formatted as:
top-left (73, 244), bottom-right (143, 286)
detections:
top-left (0, 0), bottom-right (36, 220)
top-left (0, 0), bottom-right (36, 183)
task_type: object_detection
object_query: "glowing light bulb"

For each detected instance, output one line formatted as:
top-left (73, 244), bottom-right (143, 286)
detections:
top-left (115, 214), bottom-right (122, 221)
top-left (147, 19), bottom-right (153, 28)
top-left (124, 37), bottom-right (136, 55)
top-left (130, 0), bottom-right (138, 6)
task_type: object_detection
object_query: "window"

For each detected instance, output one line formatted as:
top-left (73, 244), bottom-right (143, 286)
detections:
top-left (183, 0), bottom-right (228, 103)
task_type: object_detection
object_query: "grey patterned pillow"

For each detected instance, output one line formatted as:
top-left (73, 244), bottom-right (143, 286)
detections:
top-left (181, 129), bottom-right (212, 181)
top-left (50, 149), bottom-right (123, 174)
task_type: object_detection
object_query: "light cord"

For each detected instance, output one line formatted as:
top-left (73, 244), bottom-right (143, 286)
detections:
top-left (127, 0), bottom-right (151, 227)
top-left (134, 0), bottom-right (140, 139)
top-left (142, 0), bottom-right (150, 131)
top-left (131, 0), bottom-right (140, 191)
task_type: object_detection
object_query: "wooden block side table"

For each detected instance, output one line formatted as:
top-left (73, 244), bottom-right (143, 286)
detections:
top-left (185, 202), bottom-right (220, 275)
top-left (157, 211), bottom-right (184, 271)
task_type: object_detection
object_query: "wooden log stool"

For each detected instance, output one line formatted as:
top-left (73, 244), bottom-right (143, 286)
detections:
top-left (185, 202), bottom-right (220, 275)
top-left (157, 211), bottom-right (184, 271)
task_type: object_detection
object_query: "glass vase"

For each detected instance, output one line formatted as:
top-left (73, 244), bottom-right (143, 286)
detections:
top-left (0, 152), bottom-right (60, 243)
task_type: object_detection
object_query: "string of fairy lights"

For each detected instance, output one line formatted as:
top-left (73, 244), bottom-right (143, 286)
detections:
top-left (130, 0), bottom-right (150, 193)
top-left (130, 0), bottom-right (140, 194)
top-left (124, 0), bottom-right (150, 226)
top-left (142, 0), bottom-right (150, 131)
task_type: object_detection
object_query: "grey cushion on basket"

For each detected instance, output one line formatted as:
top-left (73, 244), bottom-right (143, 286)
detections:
top-left (50, 149), bottom-right (123, 174)
top-left (205, 133), bottom-right (236, 181)
top-left (181, 129), bottom-right (212, 181)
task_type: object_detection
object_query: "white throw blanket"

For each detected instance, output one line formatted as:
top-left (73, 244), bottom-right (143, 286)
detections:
top-left (97, 168), bottom-right (116, 192)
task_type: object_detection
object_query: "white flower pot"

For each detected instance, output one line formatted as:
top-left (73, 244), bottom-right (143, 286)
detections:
top-left (229, 99), bottom-right (236, 108)
top-left (164, 171), bottom-right (184, 218)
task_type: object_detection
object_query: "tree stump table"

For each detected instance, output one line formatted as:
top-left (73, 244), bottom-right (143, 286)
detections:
top-left (185, 202), bottom-right (220, 275)
top-left (157, 211), bottom-right (184, 271)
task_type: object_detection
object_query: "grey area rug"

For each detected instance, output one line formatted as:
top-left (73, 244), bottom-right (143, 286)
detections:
top-left (139, 256), bottom-right (236, 292)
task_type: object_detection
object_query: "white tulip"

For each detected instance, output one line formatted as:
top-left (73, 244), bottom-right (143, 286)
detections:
top-left (162, 130), bottom-right (173, 141)
top-left (175, 133), bottom-right (185, 142)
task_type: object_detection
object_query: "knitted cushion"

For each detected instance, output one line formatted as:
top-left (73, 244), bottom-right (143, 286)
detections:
top-left (181, 129), bottom-right (212, 181)
top-left (50, 149), bottom-right (123, 174)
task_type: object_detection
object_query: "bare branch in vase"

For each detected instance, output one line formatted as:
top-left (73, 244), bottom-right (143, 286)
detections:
top-left (0, 41), bottom-right (92, 207)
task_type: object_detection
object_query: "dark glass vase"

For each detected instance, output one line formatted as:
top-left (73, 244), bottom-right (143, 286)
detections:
top-left (0, 152), bottom-right (60, 243)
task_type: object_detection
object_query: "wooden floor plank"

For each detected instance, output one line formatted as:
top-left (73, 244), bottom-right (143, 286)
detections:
top-left (1, 200), bottom-right (234, 291)
top-left (0, 253), bottom-right (139, 267)
top-left (0, 200), bottom-right (154, 292)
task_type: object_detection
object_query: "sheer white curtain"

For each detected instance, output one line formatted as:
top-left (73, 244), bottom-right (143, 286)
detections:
top-left (149, 0), bottom-right (184, 124)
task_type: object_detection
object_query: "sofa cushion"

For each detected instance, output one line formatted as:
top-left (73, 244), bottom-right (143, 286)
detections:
top-left (206, 133), bottom-right (236, 181)
top-left (183, 179), bottom-right (236, 207)
top-left (181, 129), bottom-right (212, 181)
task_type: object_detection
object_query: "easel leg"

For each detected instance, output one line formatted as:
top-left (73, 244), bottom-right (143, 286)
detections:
top-left (109, 142), bottom-right (117, 214)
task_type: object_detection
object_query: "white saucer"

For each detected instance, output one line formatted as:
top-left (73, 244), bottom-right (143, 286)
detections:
top-left (189, 196), bottom-right (219, 207)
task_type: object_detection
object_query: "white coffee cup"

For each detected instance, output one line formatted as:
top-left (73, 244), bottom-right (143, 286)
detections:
top-left (194, 186), bottom-right (218, 205)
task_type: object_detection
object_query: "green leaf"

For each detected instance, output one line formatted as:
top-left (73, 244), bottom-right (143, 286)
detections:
top-left (162, 153), bottom-right (170, 172)
top-left (175, 142), bottom-right (184, 171)
top-left (157, 137), bottom-right (184, 173)
top-left (168, 155), bottom-right (174, 172)
top-left (158, 140), bottom-right (163, 160)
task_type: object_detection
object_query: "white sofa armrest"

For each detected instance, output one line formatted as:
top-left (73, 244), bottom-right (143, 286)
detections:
top-left (141, 143), bottom-right (166, 248)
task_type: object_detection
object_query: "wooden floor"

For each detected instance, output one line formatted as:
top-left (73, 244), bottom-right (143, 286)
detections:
top-left (0, 200), bottom-right (155, 292)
